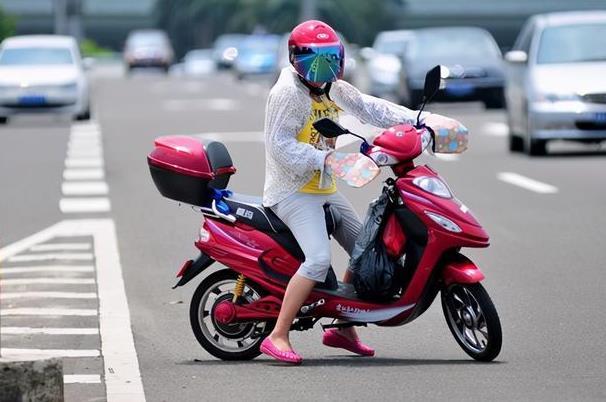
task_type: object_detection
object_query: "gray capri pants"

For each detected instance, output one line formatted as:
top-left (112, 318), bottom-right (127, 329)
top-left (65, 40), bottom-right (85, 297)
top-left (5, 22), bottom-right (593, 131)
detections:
top-left (271, 191), bottom-right (362, 282)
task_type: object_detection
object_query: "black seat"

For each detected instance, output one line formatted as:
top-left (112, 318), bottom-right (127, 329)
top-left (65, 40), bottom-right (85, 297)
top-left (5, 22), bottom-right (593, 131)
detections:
top-left (224, 193), bottom-right (290, 233)
top-left (224, 193), bottom-right (341, 238)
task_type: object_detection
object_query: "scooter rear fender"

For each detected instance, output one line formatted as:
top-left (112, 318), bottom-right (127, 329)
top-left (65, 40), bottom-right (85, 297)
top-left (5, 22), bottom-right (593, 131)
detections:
top-left (441, 254), bottom-right (485, 287)
top-left (172, 252), bottom-right (215, 288)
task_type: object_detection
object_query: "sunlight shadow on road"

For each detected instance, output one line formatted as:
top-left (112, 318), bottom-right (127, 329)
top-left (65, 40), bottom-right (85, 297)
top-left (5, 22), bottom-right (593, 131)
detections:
top-left (178, 357), bottom-right (506, 368)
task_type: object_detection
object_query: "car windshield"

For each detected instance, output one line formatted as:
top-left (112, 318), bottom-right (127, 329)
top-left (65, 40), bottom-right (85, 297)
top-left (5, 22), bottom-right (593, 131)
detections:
top-left (408, 30), bottom-right (500, 60)
top-left (0, 47), bottom-right (74, 66)
top-left (375, 39), bottom-right (407, 55)
top-left (240, 37), bottom-right (279, 55)
top-left (537, 23), bottom-right (606, 64)
top-left (127, 32), bottom-right (168, 48)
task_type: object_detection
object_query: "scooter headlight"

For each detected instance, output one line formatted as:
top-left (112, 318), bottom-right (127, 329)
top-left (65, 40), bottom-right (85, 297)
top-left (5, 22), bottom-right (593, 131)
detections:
top-left (413, 176), bottom-right (452, 198)
top-left (425, 211), bottom-right (462, 233)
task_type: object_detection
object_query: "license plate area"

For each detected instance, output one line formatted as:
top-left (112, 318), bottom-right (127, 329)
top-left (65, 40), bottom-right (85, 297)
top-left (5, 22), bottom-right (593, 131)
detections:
top-left (593, 112), bottom-right (606, 124)
top-left (18, 95), bottom-right (47, 106)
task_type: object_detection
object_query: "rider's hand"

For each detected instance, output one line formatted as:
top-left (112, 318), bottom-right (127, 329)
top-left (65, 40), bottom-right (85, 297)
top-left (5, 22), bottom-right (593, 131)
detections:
top-left (423, 113), bottom-right (469, 154)
top-left (423, 113), bottom-right (466, 133)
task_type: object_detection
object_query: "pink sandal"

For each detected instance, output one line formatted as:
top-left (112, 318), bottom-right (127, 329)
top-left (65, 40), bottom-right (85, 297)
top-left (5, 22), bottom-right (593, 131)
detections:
top-left (322, 329), bottom-right (375, 356)
top-left (260, 337), bottom-right (303, 365)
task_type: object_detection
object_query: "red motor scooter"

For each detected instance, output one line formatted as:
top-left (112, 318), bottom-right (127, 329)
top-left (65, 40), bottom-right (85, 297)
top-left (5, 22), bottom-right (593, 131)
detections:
top-left (147, 66), bottom-right (502, 362)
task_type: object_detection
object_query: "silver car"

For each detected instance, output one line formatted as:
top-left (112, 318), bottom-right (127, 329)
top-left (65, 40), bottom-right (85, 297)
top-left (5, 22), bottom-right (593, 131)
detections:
top-left (0, 35), bottom-right (90, 124)
top-left (361, 30), bottom-right (412, 97)
top-left (505, 11), bottom-right (606, 155)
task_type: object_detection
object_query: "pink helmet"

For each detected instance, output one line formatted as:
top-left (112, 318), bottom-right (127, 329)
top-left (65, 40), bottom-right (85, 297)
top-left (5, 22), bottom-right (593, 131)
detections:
top-left (288, 20), bottom-right (344, 84)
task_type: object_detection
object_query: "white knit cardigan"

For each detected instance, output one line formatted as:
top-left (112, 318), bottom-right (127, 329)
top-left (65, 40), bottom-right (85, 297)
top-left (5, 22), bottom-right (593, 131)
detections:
top-left (262, 67), bottom-right (425, 207)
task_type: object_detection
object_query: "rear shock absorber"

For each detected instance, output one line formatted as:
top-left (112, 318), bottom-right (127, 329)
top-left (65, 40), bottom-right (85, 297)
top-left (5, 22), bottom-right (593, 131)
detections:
top-left (232, 274), bottom-right (246, 303)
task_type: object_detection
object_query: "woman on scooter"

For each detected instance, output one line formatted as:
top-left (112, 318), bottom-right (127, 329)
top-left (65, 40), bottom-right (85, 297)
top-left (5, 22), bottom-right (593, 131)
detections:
top-left (261, 20), bottom-right (463, 364)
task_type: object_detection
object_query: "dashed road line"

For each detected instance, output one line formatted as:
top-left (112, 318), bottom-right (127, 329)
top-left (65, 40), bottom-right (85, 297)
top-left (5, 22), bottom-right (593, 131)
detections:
top-left (64, 157), bottom-right (104, 168)
top-left (0, 265), bottom-right (94, 275)
top-left (62, 181), bottom-right (109, 196)
top-left (8, 252), bottom-right (94, 262)
top-left (1, 308), bottom-right (98, 316)
top-left (0, 219), bottom-right (146, 401)
top-left (30, 243), bottom-right (92, 252)
top-left (1, 327), bottom-right (99, 335)
top-left (1, 291), bottom-right (97, 300)
top-left (497, 172), bottom-right (559, 194)
top-left (59, 198), bottom-right (111, 213)
top-left (1, 278), bottom-right (96, 285)
top-left (483, 121), bottom-right (509, 137)
top-left (1, 348), bottom-right (100, 358)
top-left (63, 168), bottom-right (105, 180)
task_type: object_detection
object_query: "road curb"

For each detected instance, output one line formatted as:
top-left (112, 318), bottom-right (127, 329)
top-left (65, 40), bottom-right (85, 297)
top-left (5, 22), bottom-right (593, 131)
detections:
top-left (0, 354), bottom-right (64, 402)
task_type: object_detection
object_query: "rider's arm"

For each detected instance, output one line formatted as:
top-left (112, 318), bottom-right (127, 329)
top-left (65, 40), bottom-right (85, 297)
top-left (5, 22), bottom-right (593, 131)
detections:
top-left (265, 86), bottom-right (330, 175)
top-left (331, 80), bottom-right (430, 127)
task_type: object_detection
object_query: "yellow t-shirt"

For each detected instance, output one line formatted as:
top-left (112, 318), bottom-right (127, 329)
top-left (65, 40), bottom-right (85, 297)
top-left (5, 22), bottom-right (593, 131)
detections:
top-left (297, 95), bottom-right (339, 194)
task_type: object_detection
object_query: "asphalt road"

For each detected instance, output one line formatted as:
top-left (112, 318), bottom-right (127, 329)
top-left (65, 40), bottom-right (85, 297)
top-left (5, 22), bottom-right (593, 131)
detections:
top-left (1, 68), bottom-right (606, 401)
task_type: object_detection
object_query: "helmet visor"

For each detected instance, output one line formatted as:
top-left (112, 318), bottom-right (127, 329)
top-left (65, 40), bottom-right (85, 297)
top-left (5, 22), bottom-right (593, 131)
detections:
top-left (291, 44), bottom-right (344, 83)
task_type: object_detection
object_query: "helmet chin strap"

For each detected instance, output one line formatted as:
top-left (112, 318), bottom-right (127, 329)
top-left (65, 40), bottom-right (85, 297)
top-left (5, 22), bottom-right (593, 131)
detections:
top-left (297, 75), bottom-right (332, 99)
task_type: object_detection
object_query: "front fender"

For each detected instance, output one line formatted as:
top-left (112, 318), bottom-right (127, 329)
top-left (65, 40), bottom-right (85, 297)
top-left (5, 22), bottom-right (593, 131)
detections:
top-left (441, 254), bottom-right (485, 287)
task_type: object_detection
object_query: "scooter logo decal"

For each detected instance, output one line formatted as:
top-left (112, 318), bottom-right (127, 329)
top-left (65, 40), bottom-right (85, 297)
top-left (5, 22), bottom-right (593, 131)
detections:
top-left (236, 207), bottom-right (254, 219)
top-left (336, 303), bottom-right (416, 322)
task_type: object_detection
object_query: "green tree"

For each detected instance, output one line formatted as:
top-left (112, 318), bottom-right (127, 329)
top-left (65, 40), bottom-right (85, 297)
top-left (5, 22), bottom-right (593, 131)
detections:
top-left (0, 5), bottom-right (16, 42)
top-left (155, 0), bottom-right (398, 57)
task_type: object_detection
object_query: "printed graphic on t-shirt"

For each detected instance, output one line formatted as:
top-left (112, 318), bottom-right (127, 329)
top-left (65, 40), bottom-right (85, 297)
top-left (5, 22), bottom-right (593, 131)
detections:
top-left (297, 95), bottom-right (340, 194)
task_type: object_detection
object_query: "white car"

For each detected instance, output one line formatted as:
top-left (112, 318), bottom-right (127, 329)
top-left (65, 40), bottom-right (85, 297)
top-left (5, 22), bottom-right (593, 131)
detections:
top-left (0, 35), bottom-right (91, 124)
top-left (505, 11), bottom-right (606, 155)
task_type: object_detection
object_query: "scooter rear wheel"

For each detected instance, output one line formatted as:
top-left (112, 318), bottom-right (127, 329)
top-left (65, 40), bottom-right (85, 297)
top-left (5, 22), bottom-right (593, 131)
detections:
top-left (190, 270), bottom-right (274, 360)
top-left (441, 283), bottom-right (502, 362)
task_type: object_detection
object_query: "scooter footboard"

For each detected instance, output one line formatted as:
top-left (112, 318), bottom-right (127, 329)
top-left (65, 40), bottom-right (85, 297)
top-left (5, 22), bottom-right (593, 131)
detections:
top-left (441, 254), bottom-right (485, 286)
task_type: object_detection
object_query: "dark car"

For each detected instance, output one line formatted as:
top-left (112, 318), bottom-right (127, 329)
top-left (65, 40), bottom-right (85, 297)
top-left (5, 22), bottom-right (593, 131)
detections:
top-left (398, 27), bottom-right (505, 109)
top-left (124, 29), bottom-right (174, 73)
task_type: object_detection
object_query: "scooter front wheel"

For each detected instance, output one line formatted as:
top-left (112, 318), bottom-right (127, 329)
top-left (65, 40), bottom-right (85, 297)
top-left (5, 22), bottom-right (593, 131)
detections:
top-left (190, 270), bottom-right (274, 360)
top-left (441, 283), bottom-right (502, 362)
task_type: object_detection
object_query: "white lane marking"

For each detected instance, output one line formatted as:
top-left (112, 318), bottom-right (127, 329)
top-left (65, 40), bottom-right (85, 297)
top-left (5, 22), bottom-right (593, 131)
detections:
top-left (62, 182), bottom-right (109, 196)
top-left (64, 374), bottom-right (102, 384)
top-left (1, 348), bottom-right (100, 357)
top-left (30, 243), bottom-right (91, 252)
top-left (59, 198), bottom-right (111, 213)
top-left (65, 157), bottom-right (104, 168)
top-left (0, 265), bottom-right (93, 275)
top-left (194, 131), bottom-right (263, 142)
top-left (434, 153), bottom-right (460, 162)
top-left (0, 292), bottom-right (97, 300)
top-left (1, 308), bottom-right (98, 316)
top-left (0, 219), bottom-right (146, 401)
top-left (483, 122), bottom-right (509, 137)
top-left (8, 252), bottom-right (94, 262)
top-left (67, 148), bottom-right (103, 158)
top-left (68, 139), bottom-right (101, 148)
top-left (63, 168), bottom-right (105, 180)
top-left (164, 98), bottom-right (239, 112)
top-left (497, 172), bottom-right (558, 194)
top-left (82, 219), bottom-right (147, 401)
top-left (1, 278), bottom-right (95, 285)
top-left (1, 327), bottom-right (99, 335)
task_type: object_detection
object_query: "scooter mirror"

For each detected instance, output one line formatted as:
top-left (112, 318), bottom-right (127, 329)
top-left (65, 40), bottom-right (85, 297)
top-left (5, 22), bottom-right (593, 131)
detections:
top-left (313, 118), bottom-right (349, 138)
top-left (423, 65), bottom-right (442, 102)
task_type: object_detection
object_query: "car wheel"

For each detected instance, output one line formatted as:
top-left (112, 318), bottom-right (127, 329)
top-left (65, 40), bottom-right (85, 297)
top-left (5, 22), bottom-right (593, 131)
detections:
top-left (75, 106), bottom-right (91, 121)
top-left (0, 117), bottom-right (8, 125)
top-left (483, 90), bottom-right (505, 110)
top-left (506, 112), bottom-right (523, 152)
top-left (524, 126), bottom-right (547, 156)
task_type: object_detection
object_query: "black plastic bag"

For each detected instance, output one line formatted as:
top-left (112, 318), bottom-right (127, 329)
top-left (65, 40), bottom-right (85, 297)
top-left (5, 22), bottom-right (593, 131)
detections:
top-left (350, 192), bottom-right (400, 300)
